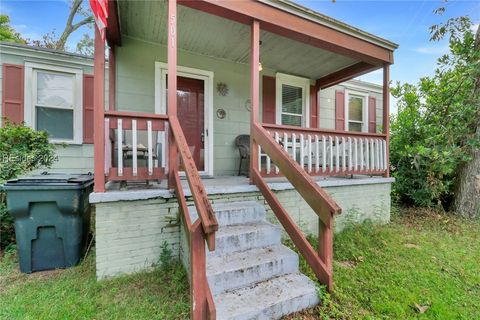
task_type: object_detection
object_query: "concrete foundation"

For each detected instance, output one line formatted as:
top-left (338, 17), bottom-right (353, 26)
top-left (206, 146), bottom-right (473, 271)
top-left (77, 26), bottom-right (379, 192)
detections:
top-left (91, 176), bottom-right (393, 279)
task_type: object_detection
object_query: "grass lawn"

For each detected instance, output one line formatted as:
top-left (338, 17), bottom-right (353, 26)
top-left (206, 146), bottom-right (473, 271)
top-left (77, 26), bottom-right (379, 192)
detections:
top-left (1, 208), bottom-right (479, 319)
top-left (286, 208), bottom-right (480, 319)
top-left (0, 254), bottom-right (190, 320)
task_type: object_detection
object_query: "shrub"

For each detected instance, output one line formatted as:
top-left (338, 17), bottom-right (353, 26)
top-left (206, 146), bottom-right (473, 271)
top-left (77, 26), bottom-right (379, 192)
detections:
top-left (0, 122), bottom-right (56, 251)
top-left (390, 17), bottom-right (479, 208)
top-left (0, 199), bottom-right (15, 251)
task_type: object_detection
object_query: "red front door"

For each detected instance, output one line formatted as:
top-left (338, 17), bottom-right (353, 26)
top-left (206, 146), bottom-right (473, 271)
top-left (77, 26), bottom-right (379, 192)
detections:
top-left (176, 76), bottom-right (205, 171)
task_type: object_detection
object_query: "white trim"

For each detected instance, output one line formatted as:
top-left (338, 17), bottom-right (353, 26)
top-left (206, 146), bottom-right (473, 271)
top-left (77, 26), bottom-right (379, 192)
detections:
top-left (154, 62), bottom-right (214, 177)
top-left (344, 89), bottom-right (369, 133)
top-left (343, 79), bottom-right (383, 94)
top-left (275, 72), bottom-right (310, 127)
top-left (24, 61), bottom-right (83, 144)
top-left (1, 44), bottom-right (93, 67)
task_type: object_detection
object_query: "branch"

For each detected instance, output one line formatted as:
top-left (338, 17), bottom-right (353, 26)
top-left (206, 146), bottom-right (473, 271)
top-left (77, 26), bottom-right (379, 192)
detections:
top-left (66, 0), bottom-right (83, 30)
top-left (54, 0), bottom-right (89, 51)
top-left (71, 15), bottom-right (94, 32)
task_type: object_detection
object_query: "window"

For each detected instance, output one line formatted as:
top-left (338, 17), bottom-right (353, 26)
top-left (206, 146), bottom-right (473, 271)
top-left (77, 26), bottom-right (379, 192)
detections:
top-left (345, 90), bottom-right (368, 132)
top-left (276, 73), bottom-right (310, 127)
top-left (25, 63), bottom-right (83, 143)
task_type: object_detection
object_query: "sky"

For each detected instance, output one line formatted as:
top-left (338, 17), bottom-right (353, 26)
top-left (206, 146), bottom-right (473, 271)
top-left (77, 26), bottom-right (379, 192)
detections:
top-left (1, 0), bottom-right (479, 87)
top-left (296, 0), bottom-right (480, 86)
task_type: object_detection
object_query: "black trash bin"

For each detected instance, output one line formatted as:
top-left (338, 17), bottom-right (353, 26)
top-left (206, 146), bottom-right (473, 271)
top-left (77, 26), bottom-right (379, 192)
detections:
top-left (3, 173), bottom-right (94, 273)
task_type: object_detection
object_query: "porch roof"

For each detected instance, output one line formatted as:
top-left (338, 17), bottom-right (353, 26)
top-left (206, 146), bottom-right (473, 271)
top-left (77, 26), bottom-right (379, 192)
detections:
top-left (108, 0), bottom-right (397, 86)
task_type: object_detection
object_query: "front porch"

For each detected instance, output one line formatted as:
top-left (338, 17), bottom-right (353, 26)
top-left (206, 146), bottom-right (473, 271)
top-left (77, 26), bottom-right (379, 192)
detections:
top-left (90, 0), bottom-right (397, 318)
top-left (93, 0), bottom-right (394, 187)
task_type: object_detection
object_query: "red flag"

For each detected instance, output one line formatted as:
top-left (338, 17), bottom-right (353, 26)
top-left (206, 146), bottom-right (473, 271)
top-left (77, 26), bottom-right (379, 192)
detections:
top-left (89, 0), bottom-right (108, 40)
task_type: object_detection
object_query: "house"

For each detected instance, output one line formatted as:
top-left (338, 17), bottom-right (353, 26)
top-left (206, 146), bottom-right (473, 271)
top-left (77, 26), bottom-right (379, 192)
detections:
top-left (3, 0), bottom-right (398, 317)
top-left (1, 42), bottom-right (384, 176)
top-left (0, 42), bottom-right (98, 173)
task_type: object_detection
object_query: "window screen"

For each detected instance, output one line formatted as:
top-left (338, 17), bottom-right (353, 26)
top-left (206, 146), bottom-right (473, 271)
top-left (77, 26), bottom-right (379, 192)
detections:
top-left (347, 94), bottom-right (365, 132)
top-left (36, 107), bottom-right (74, 140)
top-left (281, 84), bottom-right (303, 126)
top-left (35, 71), bottom-right (75, 140)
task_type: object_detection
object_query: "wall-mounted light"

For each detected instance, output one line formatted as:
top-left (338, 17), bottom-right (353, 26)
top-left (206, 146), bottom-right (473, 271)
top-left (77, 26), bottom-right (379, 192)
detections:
top-left (216, 82), bottom-right (229, 96)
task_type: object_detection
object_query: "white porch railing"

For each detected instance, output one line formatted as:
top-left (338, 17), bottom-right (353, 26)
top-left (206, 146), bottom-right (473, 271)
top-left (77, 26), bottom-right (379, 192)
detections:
top-left (103, 111), bottom-right (168, 182)
top-left (259, 124), bottom-right (388, 176)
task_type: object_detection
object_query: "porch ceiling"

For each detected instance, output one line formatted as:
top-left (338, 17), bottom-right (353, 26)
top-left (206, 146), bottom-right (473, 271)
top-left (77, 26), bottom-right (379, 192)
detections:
top-left (118, 1), bottom-right (360, 80)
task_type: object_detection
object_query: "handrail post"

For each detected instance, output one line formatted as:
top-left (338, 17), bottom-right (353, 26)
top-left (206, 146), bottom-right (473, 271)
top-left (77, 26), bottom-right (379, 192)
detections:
top-left (167, 0), bottom-right (178, 189)
top-left (249, 20), bottom-right (260, 183)
top-left (318, 217), bottom-right (333, 292)
top-left (93, 27), bottom-right (106, 192)
top-left (190, 221), bottom-right (209, 319)
top-left (383, 64), bottom-right (390, 177)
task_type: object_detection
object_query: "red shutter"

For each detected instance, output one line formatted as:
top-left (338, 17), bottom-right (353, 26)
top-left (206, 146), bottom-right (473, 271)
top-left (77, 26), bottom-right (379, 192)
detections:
top-left (335, 90), bottom-right (345, 131)
top-left (2, 64), bottom-right (24, 125)
top-left (83, 74), bottom-right (94, 143)
top-left (310, 85), bottom-right (318, 128)
top-left (262, 75), bottom-right (276, 124)
top-left (368, 96), bottom-right (377, 133)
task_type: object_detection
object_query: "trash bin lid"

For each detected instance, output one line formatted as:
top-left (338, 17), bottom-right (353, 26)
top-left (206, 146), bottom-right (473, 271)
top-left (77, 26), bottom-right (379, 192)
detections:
top-left (4, 173), bottom-right (94, 187)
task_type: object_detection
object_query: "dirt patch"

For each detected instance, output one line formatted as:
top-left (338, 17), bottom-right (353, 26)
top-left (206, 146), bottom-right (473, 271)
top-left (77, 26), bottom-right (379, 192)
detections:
top-left (337, 260), bottom-right (357, 268)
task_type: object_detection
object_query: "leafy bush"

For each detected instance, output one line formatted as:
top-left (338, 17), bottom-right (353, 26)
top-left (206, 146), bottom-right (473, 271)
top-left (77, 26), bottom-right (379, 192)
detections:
top-left (390, 17), bottom-right (480, 207)
top-left (0, 199), bottom-right (15, 251)
top-left (0, 122), bottom-right (56, 251)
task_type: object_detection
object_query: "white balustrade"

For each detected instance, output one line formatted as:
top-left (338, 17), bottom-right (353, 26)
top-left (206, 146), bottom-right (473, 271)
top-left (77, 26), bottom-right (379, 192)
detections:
top-left (258, 128), bottom-right (388, 177)
top-left (117, 119), bottom-right (123, 176)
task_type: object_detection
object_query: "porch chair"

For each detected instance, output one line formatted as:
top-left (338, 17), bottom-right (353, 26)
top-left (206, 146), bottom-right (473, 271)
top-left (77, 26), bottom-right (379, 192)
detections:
top-left (234, 134), bottom-right (250, 176)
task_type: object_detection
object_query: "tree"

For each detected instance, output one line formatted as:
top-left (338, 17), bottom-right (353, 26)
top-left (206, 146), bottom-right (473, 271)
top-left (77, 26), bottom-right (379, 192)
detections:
top-left (28, 31), bottom-right (58, 49)
top-left (390, 15), bottom-right (479, 209)
top-left (28, 0), bottom-right (93, 53)
top-left (55, 0), bottom-right (93, 51)
top-left (76, 33), bottom-right (94, 56)
top-left (452, 23), bottom-right (480, 217)
top-left (0, 14), bottom-right (26, 43)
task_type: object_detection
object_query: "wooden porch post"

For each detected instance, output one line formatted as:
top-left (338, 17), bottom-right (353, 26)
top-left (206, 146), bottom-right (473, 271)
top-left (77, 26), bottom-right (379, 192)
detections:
top-left (318, 217), bottom-right (333, 292)
top-left (383, 64), bottom-right (390, 177)
top-left (249, 20), bottom-right (260, 183)
top-left (167, 0), bottom-right (178, 189)
top-left (108, 46), bottom-right (116, 111)
top-left (93, 27), bottom-right (106, 193)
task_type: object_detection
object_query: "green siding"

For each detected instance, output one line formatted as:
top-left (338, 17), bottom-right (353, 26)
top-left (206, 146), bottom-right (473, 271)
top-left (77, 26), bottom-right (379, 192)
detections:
top-left (116, 37), bottom-right (386, 175)
top-left (116, 37), bottom-right (277, 176)
top-left (31, 144), bottom-right (94, 174)
top-left (319, 83), bottom-right (384, 131)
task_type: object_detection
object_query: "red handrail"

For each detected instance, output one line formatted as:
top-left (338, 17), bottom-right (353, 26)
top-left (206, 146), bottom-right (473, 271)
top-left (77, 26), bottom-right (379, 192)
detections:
top-left (172, 169), bottom-right (216, 320)
top-left (105, 110), bottom-right (169, 121)
top-left (251, 122), bottom-right (341, 292)
top-left (169, 116), bottom-right (218, 247)
top-left (170, 115), bottom-right (217, 319)
top-left (262, 123), bottom-right (386, 138)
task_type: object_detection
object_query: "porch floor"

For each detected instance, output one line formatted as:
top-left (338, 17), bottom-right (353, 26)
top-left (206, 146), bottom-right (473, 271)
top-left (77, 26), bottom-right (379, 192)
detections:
top-left (89, 175), bottom-right (394, 204)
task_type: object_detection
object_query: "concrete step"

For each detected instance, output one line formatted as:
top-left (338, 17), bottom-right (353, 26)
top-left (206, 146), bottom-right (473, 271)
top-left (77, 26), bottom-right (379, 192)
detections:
top-left (209, 222), bottom-right (281, 257)
top-left (214, 273), bottom-right (320, 320)
top-left (207, 245), bottom-right (299, 295)
top-left (188, 201), bottom-right (266, 227)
